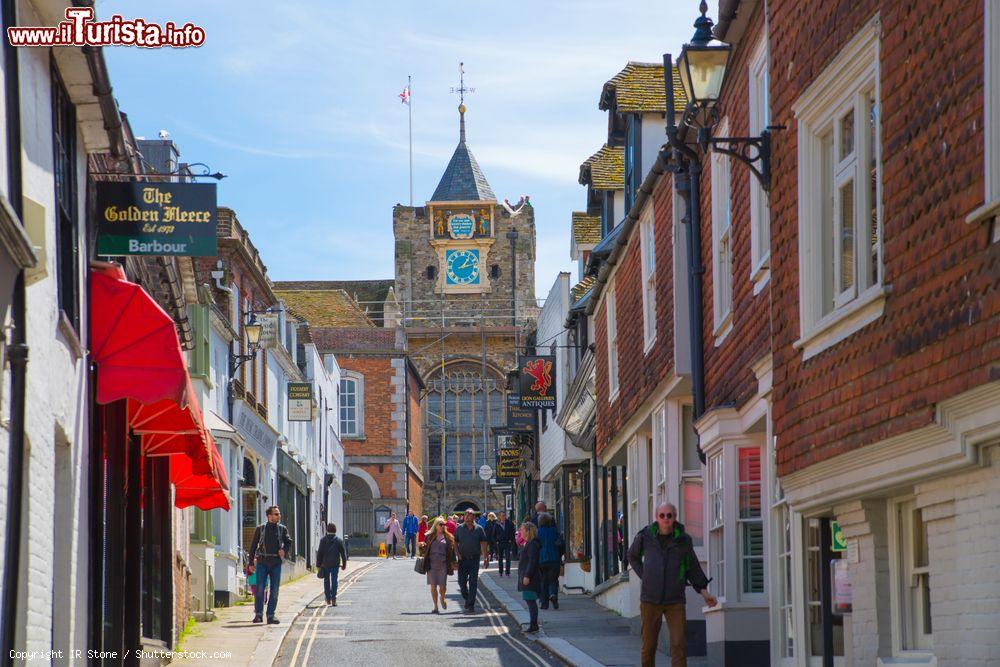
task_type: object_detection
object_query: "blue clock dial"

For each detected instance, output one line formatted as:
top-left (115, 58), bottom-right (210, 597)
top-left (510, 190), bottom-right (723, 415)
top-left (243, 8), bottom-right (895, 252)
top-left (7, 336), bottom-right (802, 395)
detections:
top-left (445, 249), bottom-right (481, 285)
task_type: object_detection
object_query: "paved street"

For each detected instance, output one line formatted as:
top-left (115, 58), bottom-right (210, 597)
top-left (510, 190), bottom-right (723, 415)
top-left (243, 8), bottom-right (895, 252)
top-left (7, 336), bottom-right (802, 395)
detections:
top-left (273, 558), bottom-right (560, 666)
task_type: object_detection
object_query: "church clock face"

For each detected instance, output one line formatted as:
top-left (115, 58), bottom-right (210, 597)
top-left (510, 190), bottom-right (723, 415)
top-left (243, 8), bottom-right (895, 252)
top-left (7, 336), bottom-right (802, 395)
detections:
top-left (445, 249), bottom-right (481, 286)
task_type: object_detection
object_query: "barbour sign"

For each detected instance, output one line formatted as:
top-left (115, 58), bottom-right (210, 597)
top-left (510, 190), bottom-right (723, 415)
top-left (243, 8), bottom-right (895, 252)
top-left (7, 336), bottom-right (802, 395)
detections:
top-left (96, 181), bottom-right (217, 256)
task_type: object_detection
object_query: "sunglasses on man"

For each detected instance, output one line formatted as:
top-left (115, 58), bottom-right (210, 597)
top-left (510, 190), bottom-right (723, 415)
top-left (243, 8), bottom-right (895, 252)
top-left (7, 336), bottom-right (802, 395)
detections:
top-left (658, 512), bottom-right (674, 519)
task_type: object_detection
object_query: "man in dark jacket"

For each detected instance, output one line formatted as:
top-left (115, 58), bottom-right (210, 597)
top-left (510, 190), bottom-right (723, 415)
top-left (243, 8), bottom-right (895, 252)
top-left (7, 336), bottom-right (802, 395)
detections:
top-left (495, 511), bottom-right (517, 576)
top-left (627, 502), bottom-right (717, 667)
top-left (248, 505), bottom-right (293, 624)
top-left (316, 523), bottom-right (348, 605)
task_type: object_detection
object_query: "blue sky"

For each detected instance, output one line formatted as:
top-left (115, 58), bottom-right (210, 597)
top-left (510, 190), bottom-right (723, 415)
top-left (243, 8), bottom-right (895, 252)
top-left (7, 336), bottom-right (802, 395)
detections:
top-left (98, 1), bottom-right (697, 297)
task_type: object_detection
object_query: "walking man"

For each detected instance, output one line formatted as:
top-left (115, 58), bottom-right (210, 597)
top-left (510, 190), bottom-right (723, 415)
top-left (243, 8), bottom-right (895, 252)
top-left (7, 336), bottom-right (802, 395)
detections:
top-left (248, 505), bottom-right (293, 624)
top-left (454, 508), bottom-right (489, 612)
top-left (316, 522), bottom-right (348, 605)
top-left (627, 502), bottom-right (717, 667)
top-left (402, 510), bottom-right (419, 558)
top-left (495, 511), bottom-right (516, 576)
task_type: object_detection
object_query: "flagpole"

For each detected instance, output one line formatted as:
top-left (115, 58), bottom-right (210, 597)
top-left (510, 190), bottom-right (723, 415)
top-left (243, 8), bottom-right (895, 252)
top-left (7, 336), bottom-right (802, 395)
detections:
top-left (408, 75), bottom-right (413, 206)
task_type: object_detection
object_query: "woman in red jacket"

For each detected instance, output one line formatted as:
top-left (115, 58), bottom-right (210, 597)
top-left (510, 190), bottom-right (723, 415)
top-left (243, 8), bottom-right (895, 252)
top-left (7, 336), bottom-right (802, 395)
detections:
top-left (417, 515), bottom-right (429, 545)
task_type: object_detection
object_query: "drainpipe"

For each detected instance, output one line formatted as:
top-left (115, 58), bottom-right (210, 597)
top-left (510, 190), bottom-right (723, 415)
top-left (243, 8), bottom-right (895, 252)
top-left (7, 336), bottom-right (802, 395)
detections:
top-left (1, 0), bottom-right (25, 657)
top-left (664, 54), bottom-right (708, 463)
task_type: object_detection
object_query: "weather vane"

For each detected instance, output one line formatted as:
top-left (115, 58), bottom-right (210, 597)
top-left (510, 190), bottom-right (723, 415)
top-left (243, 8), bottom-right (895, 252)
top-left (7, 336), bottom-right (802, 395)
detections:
top-left (449, 62), bottom-right (475, 105)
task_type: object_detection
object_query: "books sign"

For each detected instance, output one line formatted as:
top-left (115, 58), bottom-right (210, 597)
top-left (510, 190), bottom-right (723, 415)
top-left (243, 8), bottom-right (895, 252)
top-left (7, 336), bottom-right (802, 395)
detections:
top-left (96, 182), bottom-right (217, 256)
top-left (517, 355), bottom-right (556, 410)
top-left (287, 382), bottom-right (313, 422)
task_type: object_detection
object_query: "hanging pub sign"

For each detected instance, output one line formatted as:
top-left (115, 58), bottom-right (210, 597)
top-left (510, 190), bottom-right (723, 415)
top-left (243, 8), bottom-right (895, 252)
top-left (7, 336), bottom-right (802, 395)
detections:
top-left (506, 391), bottom-right (535, 430)
top-left (287, 382), bottom-right (313, 422)
top-left (517, 355), bottom-right (556, 410)
top-left (95, 181), bottom-right (217, 256)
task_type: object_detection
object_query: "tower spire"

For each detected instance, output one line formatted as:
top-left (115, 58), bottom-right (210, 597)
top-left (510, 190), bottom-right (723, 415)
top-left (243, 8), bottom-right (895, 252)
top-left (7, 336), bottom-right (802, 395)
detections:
top-left (450, 61), bottom-right (475, 143)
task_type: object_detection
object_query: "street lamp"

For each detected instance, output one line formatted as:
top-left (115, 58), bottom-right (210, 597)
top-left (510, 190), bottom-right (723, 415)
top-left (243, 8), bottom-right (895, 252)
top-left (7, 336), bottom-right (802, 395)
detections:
top-left (662, 2), bottom-right (780, 467)
top-left (675, 1), bottom-right (730, 112)
top-left (435, 478), bottom-right (445, 516)
top-left (668, 0), bottom-right (776, 191)
top-left (244, 319), bottom-right (263, 347)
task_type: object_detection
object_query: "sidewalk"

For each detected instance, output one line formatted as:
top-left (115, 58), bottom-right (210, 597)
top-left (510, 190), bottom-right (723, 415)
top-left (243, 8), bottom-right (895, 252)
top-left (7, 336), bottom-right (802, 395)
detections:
top-left (479, 571), bottom-right (706, 667)
top-left (172, 559), bottom-right (369, 666)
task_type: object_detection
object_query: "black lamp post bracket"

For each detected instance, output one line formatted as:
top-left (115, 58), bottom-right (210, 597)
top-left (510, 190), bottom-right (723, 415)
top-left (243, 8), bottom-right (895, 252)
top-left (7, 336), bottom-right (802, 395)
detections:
top-left (708, 130), bottom-right (772, 192)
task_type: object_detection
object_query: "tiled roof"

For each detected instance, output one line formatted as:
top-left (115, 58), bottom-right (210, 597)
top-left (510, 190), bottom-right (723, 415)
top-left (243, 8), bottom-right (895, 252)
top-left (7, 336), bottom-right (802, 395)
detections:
top-left (571, 212), bottom-right (601, 246)
top-left (599, 62), bottom-right (687, 113)
top-left (430, 114), bottom-right (495, 202)
top-left (579, 145), bottom-right (624, 190)
top-left (571, 275), bottom-right (597, 302)
top-left (273, 289), bottom-right (375, 328)
top-left (273, 279), bottom-right (394, 325)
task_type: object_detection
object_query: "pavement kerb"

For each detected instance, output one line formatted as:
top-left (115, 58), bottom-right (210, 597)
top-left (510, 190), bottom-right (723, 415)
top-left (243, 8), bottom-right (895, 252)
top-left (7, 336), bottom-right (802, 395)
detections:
top-left (478, 573), bottom-right (607, 667)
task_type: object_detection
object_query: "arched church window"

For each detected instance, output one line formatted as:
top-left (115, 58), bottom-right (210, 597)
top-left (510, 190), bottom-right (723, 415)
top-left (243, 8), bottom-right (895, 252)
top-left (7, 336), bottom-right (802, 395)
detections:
top-left (425, 363), bottom-right (505, 482)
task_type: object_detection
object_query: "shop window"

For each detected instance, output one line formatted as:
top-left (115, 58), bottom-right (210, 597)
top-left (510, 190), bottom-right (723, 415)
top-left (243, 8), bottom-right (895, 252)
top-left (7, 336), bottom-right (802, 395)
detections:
top-left (141, 456), bottom-right (171, 643)
top-left (806, 519), bottom-right (845, 658)
top-left (563, 467), bottom-right (589, 562)
top-left (891, 498), bottom-right (933, 653)
top-left (738, 447), bottom-right (764, 595)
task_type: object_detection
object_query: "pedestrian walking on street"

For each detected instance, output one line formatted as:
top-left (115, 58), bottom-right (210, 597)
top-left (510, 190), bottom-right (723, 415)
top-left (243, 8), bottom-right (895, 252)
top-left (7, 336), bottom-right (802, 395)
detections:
top-left (485, 512), bottom-right (499, 559)
top-left (495, 511), bottom-right (516, 576)
top-left (402, 510), bottom-right (420, 558)
top-left (517, 521), bottom-right (542, 634)
top-left (316, 522), bottom-right (348, 606)
top-left (417, 514), bottom-right (429, 545)
top-left (454, 508), bottom-right (490, 612)
top-left (248, 505), bottom-right (293, 624)
top-left (537, 512), bottom-right (565, 610)
top-left (445, 514), bottom-right (457, 535)
top-left (385, 511), bottom-right (404, 559)
top-left (627, 502), bottom-right (717, 667)
top-left (420, 517), bottom-right (457, 613)
top-left (529, 501), bottom-right (547, 527)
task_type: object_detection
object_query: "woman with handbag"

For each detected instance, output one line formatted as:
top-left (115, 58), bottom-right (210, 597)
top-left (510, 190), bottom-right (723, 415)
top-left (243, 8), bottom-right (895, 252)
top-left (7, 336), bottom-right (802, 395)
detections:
top-left (316, 523), bottom-right (348, 606)
top-left (419, 517), bottom-right (457, 614)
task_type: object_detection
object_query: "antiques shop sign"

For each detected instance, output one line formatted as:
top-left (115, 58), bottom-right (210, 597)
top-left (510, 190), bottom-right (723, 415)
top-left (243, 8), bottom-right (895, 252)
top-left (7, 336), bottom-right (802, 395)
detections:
top-left (96, 182), bottom-right (217, 256)
top-left (517, 355), bottom-right (556, 410)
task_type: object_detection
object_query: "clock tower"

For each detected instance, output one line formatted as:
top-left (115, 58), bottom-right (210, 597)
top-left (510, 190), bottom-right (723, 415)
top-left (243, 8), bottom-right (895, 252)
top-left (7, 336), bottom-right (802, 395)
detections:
top-left (392, 94), bottom-right (538, 517)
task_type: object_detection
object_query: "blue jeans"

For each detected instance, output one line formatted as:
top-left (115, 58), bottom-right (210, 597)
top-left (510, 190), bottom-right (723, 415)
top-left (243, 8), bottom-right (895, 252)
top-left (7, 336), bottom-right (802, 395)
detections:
top-left (405, 534), bottom-right (417, 557)
top-left (457, 558), bottom-right (480, 608)
top-left (323, 566), bottom-right (341, 601)
top-left (253, 561), bottom-right (281, 619)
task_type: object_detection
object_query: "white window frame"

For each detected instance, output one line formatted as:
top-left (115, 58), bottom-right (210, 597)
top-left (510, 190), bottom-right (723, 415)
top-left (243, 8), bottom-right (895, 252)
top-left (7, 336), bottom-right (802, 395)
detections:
top-left (606, 281), bottom-right (619, 401)
top-left (887, 496), bottom-right (934, 658)
top-left (639, 202), bottom-right (657, 352)
top-left (737, 446), bottom-right (764, 598)
top-left (339, 372), bottom-right (365, 438)
top-left (708, 450), bottom-right (726, 599)
top-left (748, 34), bottom-right (771, 291)
top-left (627, 437), bottom-right (639, 530)
top-left (711, 118), bottom-right (734, 343)
top-left (652, 404), bottom-right (668, 507)
top-left (794, 18), bottom-right (885, 361)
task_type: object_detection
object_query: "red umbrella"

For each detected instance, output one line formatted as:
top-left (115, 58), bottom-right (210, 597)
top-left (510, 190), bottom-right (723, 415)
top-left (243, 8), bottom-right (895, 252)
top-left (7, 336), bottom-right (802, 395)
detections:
top-left (90, 265), bottom-right (189, 407)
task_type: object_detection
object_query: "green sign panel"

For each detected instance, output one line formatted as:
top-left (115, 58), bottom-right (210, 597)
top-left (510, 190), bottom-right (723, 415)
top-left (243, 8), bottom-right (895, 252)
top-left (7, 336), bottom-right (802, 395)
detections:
top-left (96, 181), bottom-right (217, 256)
top-left (831, 521), bottom-right (847, 552)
